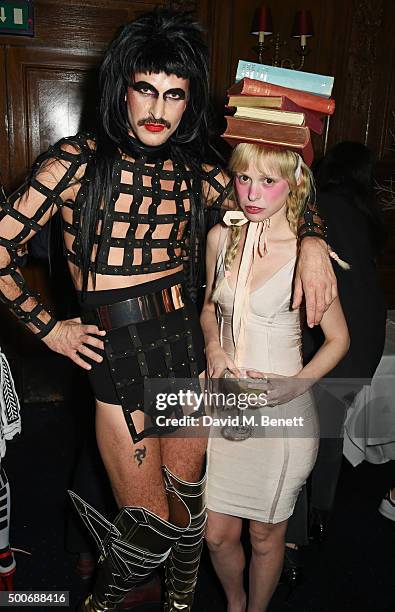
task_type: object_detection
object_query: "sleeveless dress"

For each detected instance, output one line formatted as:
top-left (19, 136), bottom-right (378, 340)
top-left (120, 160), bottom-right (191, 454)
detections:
top-left (206, 226), bottom-right (319, 523)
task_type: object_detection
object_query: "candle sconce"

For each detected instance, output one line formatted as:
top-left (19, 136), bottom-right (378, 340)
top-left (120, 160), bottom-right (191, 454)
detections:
top-left (251, 7), bottom-right (314, 71)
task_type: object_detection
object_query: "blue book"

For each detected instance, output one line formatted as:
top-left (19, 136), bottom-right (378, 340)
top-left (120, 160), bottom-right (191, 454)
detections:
top-left (235, 60), bottom-right (334, 98)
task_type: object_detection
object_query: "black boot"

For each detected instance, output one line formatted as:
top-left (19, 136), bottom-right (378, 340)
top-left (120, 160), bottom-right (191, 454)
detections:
top-left (162, 466), bottom-right (207, 612)
top-left (308, 507), bottom-right (330, 543)
top-left (69, 482), bottom-right (191, 612)
top-left (279, 546), bottom-right (303, 587)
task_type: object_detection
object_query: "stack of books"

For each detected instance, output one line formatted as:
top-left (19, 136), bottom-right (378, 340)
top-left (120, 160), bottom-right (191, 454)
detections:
top-left (222, 60), bottom-right (335, 165)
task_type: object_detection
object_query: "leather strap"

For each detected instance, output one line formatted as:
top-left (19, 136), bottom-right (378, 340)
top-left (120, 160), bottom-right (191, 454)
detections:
top-left (89, 284), bottom-right (184, 331)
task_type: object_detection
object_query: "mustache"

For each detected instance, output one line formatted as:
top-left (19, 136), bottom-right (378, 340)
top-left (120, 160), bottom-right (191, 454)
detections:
top-left (137, 116), bottom-right (171, 129)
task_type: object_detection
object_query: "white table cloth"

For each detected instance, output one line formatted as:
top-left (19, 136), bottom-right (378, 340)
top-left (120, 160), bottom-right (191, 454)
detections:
top-left (343, 311), bottom-right (395, 465)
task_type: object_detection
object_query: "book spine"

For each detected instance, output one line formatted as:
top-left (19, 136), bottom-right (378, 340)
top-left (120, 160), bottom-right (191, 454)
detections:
top-left (236, 60), bottom-right (334, 97)
top-left (239, 79), bottom-right (335, 115)
top-left (222, 133), bottom-right (313, 166)
top-left (225, 116), bottom-right (309, 145)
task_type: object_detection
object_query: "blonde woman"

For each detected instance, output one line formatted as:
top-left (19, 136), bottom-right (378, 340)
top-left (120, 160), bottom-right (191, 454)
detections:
top-left (200, 144), bottom-right (350, 612)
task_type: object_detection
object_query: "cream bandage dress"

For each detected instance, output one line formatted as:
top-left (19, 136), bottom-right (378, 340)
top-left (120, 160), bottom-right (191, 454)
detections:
top-left (206, 223), bottom-right (319, 523)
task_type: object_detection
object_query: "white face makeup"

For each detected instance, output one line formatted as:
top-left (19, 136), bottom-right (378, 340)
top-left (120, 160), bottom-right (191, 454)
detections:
top-left (126, 71), bottom-right (189, 146)
top-left (234, 164), bottom-right (290, 223)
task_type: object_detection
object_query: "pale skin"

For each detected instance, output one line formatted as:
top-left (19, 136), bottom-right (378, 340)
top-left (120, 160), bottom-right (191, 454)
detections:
top-left (201, 163), bottom-right (349, 611)
top-left (0, 72), bottom-right (336, 519)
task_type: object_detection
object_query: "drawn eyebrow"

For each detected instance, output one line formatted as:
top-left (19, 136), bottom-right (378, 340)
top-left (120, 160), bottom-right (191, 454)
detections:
top-left (132, 81), bottom-right (159, 95)
top-left (132, 82), bottom-right (186, 99)
top-left (164, 88), bottom-right (186, 99)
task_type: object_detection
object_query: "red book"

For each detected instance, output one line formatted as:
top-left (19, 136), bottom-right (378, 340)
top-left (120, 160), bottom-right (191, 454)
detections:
top-left (279, 98), bottom-right (324, 135)
top-left (222, 115), bottom-right (314, 166)
top-left (228, 78), bottom-right (335, 116)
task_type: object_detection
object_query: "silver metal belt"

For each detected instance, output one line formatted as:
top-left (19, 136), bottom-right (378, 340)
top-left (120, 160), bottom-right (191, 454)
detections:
top-left (94, 284), bottom-right (184, 331)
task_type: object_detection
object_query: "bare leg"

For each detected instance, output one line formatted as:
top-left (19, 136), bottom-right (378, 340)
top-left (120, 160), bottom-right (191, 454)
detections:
top-left (206, 511), bottom-right (246, 612)
top-left (95, 400), bottom-right (168, 518)
top-left (160, 370), bottom-right (208, 481)
top-left (74, 401), bottom-right (193, 612)
top-left (160, 435), bottom-right (207, 482)
top-left (247, 519), bottom-right (288, 612)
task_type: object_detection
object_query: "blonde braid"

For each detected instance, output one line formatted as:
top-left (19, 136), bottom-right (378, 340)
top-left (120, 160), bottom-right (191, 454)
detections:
top-left (286, 164), bottom-right (315, 235)
top-left (211, 224), bottom-right (243, 303)
top-left (224, 226), bottom-right (242, 271)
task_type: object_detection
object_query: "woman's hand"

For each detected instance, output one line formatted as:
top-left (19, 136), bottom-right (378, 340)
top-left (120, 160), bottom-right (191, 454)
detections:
top-left (42, 318), bottom-right (106, 370)
top-left (206, 343), bottom-right (240, 378)
top-left (246, 370), bottom-right (310, 406)
top-left (293, 237), bottom-right (338, 328)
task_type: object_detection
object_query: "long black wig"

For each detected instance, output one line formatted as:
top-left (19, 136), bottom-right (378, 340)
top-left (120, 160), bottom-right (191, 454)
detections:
top-left (77, 8), bottom-right (214, 295)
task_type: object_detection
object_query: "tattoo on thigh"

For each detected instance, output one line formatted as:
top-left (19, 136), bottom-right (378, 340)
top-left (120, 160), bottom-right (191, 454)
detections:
top-left (134, 445), bottom-right (147, 467)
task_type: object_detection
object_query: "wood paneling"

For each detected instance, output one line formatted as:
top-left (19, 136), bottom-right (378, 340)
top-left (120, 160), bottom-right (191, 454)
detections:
top-left (6, 47), bottom-right (101, 186)
top-left (0, 0), bottom-right (165, 50)
top-left (0, 48), bottom-right (9, 188)
top-left (206, 0), bottom-right (235, 108)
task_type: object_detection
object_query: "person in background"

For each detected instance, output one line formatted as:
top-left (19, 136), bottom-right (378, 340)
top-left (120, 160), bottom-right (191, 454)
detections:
top-left (283, 141), bottom-right (387, 583)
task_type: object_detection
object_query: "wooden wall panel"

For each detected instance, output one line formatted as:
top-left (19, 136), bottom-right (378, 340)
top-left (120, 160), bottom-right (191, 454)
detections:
top-left (0, 48), bottom-right (9, 188)
top-left (206, 0), bottom-right (235, 108)
top-left (0, 0), bottom-right (165, 50)
top-left (6, 47), bottom-right (101, 186)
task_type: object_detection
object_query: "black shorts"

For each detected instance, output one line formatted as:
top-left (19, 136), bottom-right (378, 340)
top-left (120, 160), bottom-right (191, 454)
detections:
top-left (79, 273), bottom-right (206, 443)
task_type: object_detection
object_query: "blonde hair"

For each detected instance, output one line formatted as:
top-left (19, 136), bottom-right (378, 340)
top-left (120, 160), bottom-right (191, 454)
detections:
top-left (211, 144), bottom-right (315, 302)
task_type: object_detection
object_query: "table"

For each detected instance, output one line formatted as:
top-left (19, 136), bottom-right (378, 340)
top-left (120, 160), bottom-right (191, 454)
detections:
top-left (343, 311), bottom-right (395, 465)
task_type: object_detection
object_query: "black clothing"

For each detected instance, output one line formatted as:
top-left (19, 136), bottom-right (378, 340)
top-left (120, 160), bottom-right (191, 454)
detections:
top-left (0, 133), bottom-right (230, 337)
top-left (287, 190), bottom-right (387, 545)
top-left (302, 190), bottom-right (386, 378)
top-left (79, 273), bottom-right (205, 442)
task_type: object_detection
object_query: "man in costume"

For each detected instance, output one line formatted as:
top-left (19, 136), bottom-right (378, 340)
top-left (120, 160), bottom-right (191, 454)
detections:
top-left (0, 10), bottom-right (335, 611)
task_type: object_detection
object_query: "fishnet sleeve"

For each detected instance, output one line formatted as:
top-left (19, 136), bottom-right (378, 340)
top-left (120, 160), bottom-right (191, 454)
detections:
top-left (0, 136), bottom-right (89, 338)
top-left (201, 165), bottom-right (233, 209)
